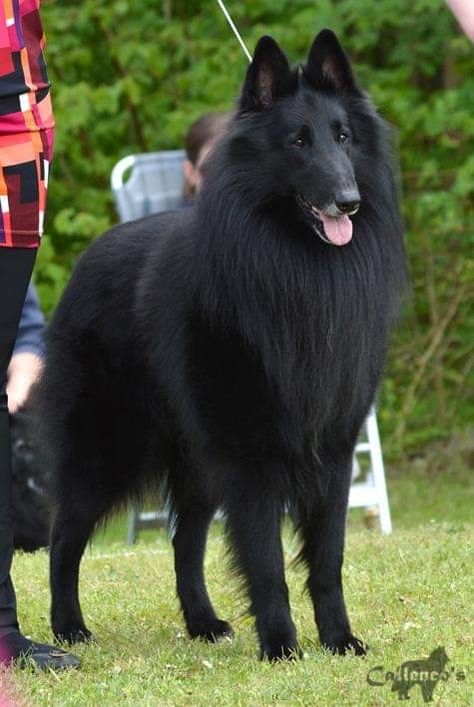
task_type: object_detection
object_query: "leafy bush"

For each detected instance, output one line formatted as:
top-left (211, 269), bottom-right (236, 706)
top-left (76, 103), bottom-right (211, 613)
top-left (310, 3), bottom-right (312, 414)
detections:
top-left (37, 0), bottom-right (473, 458)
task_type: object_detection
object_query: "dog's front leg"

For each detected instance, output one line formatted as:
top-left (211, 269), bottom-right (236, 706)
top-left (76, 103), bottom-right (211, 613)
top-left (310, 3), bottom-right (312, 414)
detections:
top-left (173, 498), bottom-right (233, 641)
top-left (298, 453), bottom-right (367, 656)
top-left (225, 479), bottom-right (299, 661)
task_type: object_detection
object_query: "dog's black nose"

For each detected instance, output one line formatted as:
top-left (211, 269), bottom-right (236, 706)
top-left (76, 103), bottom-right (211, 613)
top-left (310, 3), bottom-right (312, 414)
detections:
top-left (335, 197), bottom-right (360, 215)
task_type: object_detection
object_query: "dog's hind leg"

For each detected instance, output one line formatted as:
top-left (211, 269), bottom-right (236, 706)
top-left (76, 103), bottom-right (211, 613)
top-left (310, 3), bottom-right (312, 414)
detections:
top-left (50, 458), bottom-right (117, 645)
top-left (50, 511), bottom-right (99, 644)
top-left (297, 452), bottom-right (367, 656)
top-left (225, 481), bottom-right (299, 661)
top-left (173, 499), bottom-right (232, 641)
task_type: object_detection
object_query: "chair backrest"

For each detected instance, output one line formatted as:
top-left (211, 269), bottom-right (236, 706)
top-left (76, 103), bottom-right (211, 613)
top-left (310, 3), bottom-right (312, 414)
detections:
top-left (111, 150), bottom-right (186, 222)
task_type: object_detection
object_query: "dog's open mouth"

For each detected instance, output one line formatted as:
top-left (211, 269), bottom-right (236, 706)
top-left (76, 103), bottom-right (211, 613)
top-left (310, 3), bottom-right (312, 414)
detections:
top-left (296, 195), bottom-right (356, 246)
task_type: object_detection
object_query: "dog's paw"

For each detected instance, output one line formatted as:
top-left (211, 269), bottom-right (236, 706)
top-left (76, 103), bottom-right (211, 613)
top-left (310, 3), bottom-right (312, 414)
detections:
top-left (188, 618), bottom-right (234, 643)
top-left (323, 633), bottom-right (367, 656)
top-left (54, 626), bottom-right (94, 645)
top-left (260, 639), bottom-right (302, 662)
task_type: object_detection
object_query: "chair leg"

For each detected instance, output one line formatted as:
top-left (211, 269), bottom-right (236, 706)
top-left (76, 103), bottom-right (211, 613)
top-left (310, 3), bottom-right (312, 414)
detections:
top-left (366, 409), bottom-right (392, 534)
top-left (126, 503), bottom-right (140, 545)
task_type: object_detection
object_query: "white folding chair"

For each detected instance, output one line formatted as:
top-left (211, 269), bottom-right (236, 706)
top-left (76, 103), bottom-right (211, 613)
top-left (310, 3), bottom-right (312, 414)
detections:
top-left (111, 150), bottom-right (186, 221)
top-left (111, 152), bottom-right (393, 541)
top-left (350, 407), bottom-right (392, 533)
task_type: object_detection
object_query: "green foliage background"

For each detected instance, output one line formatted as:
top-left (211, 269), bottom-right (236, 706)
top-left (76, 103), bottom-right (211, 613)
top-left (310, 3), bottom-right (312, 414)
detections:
top-left (37, 0), bottom-right (473, 459)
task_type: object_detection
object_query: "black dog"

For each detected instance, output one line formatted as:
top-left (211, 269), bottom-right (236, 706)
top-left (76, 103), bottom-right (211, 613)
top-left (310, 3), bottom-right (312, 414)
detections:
top-left (11, 409), bottom-right (51, 552)
top-left (38, 30), bottom-right (406, 660)
top-left (391, 647), bottom-right (450, 702)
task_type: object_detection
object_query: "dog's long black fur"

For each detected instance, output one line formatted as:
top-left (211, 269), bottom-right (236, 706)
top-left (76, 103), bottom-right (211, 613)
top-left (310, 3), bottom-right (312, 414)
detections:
top-left (38, 30), bottom-right (406, 660)
top-left (11, 409), bottom-right (51, 552)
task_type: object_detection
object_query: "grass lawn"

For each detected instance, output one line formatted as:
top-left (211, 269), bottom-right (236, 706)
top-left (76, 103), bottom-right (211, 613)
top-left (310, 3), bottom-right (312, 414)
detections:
top-left (2, 437), bottom-right (473, 705)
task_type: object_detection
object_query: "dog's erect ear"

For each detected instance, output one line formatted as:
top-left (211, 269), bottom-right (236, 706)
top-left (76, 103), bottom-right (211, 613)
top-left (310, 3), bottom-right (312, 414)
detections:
top-left (240, 36), bottom-right (292, 110)
top-left (304, 29), bottom-right (358, 92)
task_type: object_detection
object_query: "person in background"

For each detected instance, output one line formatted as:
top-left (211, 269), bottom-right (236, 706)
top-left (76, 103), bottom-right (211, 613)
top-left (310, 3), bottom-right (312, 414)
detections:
top-left (182, 112), bottom-right (230, 201)
top-left (7, 284), bottom-right (45, 414)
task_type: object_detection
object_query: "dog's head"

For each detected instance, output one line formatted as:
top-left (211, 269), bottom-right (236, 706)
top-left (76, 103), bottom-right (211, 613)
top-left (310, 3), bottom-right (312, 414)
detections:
top-left (429, 646), bottom-right (449, 669)
top-left (231, 30), bottom-right (380, 246)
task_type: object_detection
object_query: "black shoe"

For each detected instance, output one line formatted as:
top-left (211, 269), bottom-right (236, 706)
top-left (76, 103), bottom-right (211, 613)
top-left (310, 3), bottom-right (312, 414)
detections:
top-left (0, 631), bottom-right (80, 670)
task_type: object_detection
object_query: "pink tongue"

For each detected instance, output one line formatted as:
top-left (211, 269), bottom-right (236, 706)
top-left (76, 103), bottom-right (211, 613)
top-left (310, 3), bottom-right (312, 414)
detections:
top-left (319, 213), bottom-right (353, 246)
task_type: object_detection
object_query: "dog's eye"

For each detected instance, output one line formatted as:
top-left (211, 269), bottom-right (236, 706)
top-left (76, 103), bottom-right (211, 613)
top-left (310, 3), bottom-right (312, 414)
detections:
top-left (338, 132), bottom-right (350, 144)
top-left (293, 137), bottom-right (306, 148)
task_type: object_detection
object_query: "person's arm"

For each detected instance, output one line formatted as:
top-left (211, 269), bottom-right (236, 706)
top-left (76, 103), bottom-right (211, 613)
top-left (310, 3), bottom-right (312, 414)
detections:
top-left (12, 283), bottom-right (45, 358)
top-left (7, 284), bottom-right (45, 412)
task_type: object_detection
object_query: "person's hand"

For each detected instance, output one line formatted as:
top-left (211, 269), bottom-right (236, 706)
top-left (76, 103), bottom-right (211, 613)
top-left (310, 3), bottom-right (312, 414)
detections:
top-left (6, 352), bottom-right (43, 413)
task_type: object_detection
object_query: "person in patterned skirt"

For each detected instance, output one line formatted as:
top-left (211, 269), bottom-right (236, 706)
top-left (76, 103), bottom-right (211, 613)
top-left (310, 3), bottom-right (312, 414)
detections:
top-left (0, 0), bottom-right (78, 669)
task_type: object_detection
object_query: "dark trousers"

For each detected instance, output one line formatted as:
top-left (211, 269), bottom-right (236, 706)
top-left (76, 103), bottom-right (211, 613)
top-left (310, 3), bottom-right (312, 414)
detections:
top-left (0, 247), bottom-right (37, 637)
